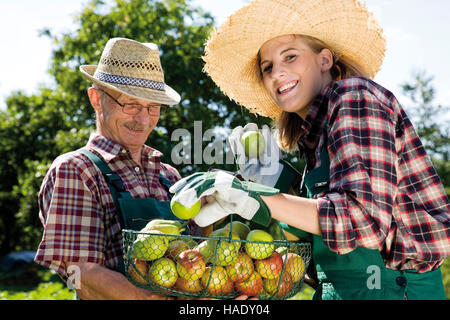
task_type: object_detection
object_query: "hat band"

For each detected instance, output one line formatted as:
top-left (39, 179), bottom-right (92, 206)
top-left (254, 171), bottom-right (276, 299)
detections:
top-left (94, 71), bottom-right (165, 91)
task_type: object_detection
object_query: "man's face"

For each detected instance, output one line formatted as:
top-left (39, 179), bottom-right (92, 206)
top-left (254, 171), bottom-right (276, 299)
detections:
top-left (90, 87), bottom-right (160, 151)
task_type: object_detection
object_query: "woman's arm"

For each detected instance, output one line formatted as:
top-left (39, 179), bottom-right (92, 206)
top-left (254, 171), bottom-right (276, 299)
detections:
top-left (261, 193), bottom-right (322, 236)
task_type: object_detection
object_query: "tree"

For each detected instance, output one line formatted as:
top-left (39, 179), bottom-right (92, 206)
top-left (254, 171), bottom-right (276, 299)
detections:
top-left (0, 0), bottom-right (270, 255)
top-left (401, 70), bottom-right (450, 194)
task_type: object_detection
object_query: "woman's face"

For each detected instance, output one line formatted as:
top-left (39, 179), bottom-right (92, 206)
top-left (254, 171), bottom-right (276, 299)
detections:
top-left (259, 35), bottom-right (333, 118)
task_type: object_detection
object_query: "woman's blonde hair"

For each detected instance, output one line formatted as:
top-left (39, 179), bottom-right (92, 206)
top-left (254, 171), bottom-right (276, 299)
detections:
top-left (266, 34), bottom-right (368, 152)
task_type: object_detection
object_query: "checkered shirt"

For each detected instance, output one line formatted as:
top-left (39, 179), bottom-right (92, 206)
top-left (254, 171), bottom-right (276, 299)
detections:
top-left (34, 133), bottom-right (181, 279)
top-left (299, 77), bottom-right (450, 273)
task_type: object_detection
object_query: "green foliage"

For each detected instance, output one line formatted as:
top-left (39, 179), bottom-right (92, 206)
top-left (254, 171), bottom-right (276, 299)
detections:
top-left (0, 0), bottom-right (270, 256)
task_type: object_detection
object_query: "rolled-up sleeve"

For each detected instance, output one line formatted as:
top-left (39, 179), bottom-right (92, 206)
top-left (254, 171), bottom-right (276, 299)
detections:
top-left (317, 89), bottom-right (397, 254)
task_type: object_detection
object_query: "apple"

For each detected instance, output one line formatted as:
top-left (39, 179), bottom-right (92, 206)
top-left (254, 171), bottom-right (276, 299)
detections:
top-left (148, 257), bottom-right (178, 288)
top-left (282, 253), bottom-right (306, 282)
top-left (223, 221), bottom-right (251, 240)
top-left (128, 259), bottom-right (149, 285)
top-left (207, 228), bottom-right (241, 266)
top-left (132, 230), bottom-right (169, 261)
top-left (201, 266), bottom-right (233, 296)
top-left (263, 272), bottom-right (293, 298)
top-left (240, 130), bottom-right (265, 158)
top-left (245, 229), bottom-right (275, 260)
top-left (194, 240), bottom-right (214, 262)
top-left (166, 240), bottom-right (190, 259)
top-left (174, 277), bottom-right (203, 294)
top-left (234, 271), bottom-right (264, 297)
top-left (226, 252), bottom-right (254, 283)
top-left (170, 198), bottom-right (201, 220)
top-left (176, 249), bottom-right (206, 281)
top-left (255, 251), bottom-right (283, 279)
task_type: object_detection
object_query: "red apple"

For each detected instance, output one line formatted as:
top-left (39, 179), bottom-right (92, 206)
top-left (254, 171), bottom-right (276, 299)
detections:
top-left (128, 259), bottom-right (149, 285)
top-left (226, 251), bottom-right (254, 283)
top-left (176, 249), bottom-right (206, 281)
top-left (282, 253), bottom-right (306, 282)
top-left (166, 240), bottom-right (190, 259)
top-left (174, 277), bottom-right (203, 294)
top-left (255, 251), bottom-right (283, 279)
top-left (263, 272), bottom-right (293, 298)
top-left (234, 271), bottom-right (263, 297)
top-left (201, 266), bottom-right (233, 296)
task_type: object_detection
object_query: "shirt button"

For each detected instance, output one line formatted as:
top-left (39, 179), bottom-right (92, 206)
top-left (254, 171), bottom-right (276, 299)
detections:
top-left (396, 276), bottom-right (407, 287)
top-left (134, 167), bottom-right (140, 173)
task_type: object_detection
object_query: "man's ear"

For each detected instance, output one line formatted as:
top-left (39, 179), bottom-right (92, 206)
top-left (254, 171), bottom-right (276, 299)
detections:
top-left (87, 87), bottom-right (102, 112)
top-left (319, 48), bottom-right (334, 73)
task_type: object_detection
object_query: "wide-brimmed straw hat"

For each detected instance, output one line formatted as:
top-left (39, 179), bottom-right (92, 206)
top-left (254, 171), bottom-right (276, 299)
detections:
top-left (203, 0), bottom-right (386, 119)
top-left (80, 38), bottom-right (180, 105)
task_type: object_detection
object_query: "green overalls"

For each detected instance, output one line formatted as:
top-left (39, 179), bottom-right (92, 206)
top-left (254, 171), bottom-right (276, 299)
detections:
top-left (78, 149), bottom-right (185, 275)
top-left (285, 148), bottom-right (446, 300)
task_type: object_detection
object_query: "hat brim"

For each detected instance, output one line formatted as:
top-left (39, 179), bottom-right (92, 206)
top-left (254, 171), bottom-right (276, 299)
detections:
top-left (80, 65), bottom-right (181, 106)
top-left (203, 0), bottom-right (386, 119)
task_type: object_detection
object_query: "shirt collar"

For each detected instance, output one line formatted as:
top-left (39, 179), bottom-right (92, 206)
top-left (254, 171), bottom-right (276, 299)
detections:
top-left (297, 84), bottom-right (332, 153)
top-left (86, 133), bottom-right (163, 163)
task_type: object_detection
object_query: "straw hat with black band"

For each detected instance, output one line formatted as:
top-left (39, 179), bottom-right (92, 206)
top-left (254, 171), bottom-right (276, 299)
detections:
top-left (202, 0), bottom-right (386, 119)
top-left (80, 37), bottom-right (180, 106)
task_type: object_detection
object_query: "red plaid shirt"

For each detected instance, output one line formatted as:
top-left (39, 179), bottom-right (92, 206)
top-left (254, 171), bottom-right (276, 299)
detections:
top-left (34, 133), bottom-right (181, 279)
top-left (299, 77), bottom-right (450, 273)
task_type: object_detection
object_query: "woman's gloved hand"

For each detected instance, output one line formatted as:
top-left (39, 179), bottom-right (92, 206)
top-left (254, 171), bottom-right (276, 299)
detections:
top-left (169, 171), bottom-right (279, 227)
top-left (228, 123), bottom-right (283, 187)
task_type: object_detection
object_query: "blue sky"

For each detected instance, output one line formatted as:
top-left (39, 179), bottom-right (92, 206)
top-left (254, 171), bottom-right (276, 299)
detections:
top-left (1, 0), bottom-right (450, 113)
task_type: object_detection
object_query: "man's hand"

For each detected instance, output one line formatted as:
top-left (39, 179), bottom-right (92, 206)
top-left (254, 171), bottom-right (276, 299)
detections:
top-left (64, 262), bottom-right (173, 300)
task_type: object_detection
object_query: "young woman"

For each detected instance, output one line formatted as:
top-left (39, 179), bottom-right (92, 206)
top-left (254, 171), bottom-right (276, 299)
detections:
top-left (171, 0), bottom-right (450, 300)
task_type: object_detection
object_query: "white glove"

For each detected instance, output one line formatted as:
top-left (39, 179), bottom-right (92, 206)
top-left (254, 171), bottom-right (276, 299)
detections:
top-left (228, 123), bottom-right (283, 187)
top-left (169, 171), bottom-right (278, 227)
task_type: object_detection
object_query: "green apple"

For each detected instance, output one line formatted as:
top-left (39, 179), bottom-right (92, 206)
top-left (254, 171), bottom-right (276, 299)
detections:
top-left (148, 257), bottom-right (178, 288)
top-left (132, 230), bottom-right (169, 261)
top-left (240, 131), bottom-right (265, 158)
top-left (245, 229), bottom-right (275, 259)
top-left (207, 228), bottom-right (241, 266)
top-left (223, 221), bottom-right (251, 241)
top-left (170, 198), bottom-right (201, 220)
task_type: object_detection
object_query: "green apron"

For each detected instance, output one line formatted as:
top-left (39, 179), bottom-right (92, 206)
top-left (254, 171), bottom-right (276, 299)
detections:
top-left (289, 147), bottom-right (446, 300)
top-left (78, 148), bottom-right (186, 275)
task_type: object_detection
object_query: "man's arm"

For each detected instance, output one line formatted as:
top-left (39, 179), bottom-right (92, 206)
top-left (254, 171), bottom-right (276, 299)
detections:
top-left (65, 262), bottom-right (173, 300)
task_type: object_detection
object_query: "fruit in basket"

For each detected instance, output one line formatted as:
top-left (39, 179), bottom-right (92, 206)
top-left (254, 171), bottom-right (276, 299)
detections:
top-left (255, 251), bottom-right (283, 279)
top-left (142, 219), bottom-right (186, 241)
top-left (223, 221), bottom-right (251, 240)
top-left (170, 198), bottom-right (201, 220)
top-left (241, 130), bottom-right (265, 158)
top-left (234, 271), bottom-right (264, 297)
top-left (207, 228), bottom-right (241, 266)
top-left (166, 240), bottom-right (191, 259)
top-left (132, 230), bottom-right (169, 261)
top-left (275, 246), bottom-right (289, 256)
top-left (282, 252), bottom-right (306, 282)
top-left (268, 219), bottom-right (284, 240)
top-left (148, 257), bottom-right (178, 288)
top-left (128, 259), bottom-right (149, 285)
top-left (174, 277), bottom-right (203, 294)
top-left (194, 240), bottom-right (214, 262)
top-left (176, 249), bottom-right (206, 281)
top-left (263, 272), bottom-right (293, 298)
top-left (201, 266), bottom-right (233, 296)
top-left (245, 229), bottom-right (275, 259)
top-left (226, 251), bottom-right (254, 283)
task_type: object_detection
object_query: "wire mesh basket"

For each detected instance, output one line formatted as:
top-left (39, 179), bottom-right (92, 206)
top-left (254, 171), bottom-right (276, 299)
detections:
top-left (122, 220), bottom-right (312, 300)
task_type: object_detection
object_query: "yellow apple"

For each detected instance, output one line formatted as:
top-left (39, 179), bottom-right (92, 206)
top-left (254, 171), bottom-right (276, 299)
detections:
top-left (245, 229), bottom-right (275, 259)
top-left (240, 131), bottom-right (265, 158)
top-left (170, 198), bottom-right (201, 220)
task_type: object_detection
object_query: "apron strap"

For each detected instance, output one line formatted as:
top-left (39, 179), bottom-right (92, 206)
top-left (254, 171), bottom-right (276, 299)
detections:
top-left (77, 148), bottom-right (129, 228)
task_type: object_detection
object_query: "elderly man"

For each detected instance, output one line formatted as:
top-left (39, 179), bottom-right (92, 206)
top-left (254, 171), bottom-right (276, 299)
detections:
top-left (34, 38), bottom-right (182, 299)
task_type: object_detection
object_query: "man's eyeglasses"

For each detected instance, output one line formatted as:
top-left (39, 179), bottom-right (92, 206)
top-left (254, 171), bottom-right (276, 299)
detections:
top-left (97, 88), bottom-right (167, 115)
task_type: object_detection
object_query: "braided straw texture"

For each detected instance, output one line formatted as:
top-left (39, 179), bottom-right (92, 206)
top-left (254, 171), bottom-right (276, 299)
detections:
top-left (80, 38), bottom-right (180, 105)
top-left (203, 0), bottom-right (386, 119)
